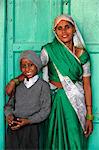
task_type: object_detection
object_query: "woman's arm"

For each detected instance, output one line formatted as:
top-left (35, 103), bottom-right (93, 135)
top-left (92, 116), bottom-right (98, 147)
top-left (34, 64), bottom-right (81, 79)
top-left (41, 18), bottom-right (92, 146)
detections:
top-left (83, 76), bottom-right (92, 114)
top-left (6, 74), bottom-right (25, 95)
top-left (83, 76), bottom-right (93, 137)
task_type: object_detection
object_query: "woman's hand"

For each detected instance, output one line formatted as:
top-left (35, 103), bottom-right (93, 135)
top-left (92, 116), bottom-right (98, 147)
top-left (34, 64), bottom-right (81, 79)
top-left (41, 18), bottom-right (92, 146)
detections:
top-left (84, 120), bottom-right (93, 138)
top-left (6, 74), bottom-right (25, 96)
top-left (11, 118), bottom-right (31, 130)
top-left (17, 74), bottom-right (25, 82)
top-left (6, 80), bottom-right (16, 96)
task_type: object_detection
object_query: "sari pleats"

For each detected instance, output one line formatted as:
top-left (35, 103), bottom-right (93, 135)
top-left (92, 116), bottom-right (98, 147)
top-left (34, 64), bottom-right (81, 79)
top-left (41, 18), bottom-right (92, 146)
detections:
top-left (40, 88), bottom-right (87, 150)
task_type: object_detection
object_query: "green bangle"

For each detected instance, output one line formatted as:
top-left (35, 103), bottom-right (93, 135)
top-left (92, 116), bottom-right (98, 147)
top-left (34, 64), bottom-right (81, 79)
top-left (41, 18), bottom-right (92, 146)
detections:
top-left (86, 114), bottom-right (94, 121)
top-left (13, 78), bottom-right (20, 85)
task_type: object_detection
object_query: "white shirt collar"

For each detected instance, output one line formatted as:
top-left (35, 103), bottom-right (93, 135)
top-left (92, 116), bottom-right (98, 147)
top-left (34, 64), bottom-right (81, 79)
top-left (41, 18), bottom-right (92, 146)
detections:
top-left (24, 75), bottom-right (39, 88)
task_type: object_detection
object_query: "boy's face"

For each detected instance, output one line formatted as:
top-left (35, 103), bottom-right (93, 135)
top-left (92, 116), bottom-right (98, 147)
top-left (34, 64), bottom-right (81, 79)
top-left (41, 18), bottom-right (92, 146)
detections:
top-left (20, 58), bottom-right (38, 79)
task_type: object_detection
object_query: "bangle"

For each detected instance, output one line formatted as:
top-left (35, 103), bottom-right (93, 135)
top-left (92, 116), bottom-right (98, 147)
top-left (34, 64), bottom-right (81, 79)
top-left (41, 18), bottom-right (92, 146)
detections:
top-left (86, 114), bottom-right (94, 121)
top-left (86, 105), bottom-right (92, 107)
top-left (13, 78), bottom-right (20, 85)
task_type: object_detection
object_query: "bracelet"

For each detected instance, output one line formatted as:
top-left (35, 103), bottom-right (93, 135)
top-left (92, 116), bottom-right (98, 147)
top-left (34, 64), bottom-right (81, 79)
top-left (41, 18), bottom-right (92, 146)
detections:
top-left (86, 114), bottom-right (94, 121)
top-left (13, 78), bottom-right (20, 85)
top-left (86, 105), bottom-right (92, 107)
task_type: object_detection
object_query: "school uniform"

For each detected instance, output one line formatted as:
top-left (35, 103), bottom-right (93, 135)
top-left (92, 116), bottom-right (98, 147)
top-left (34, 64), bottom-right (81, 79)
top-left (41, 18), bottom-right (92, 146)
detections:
top-left (5, 75), bottom-right (51, 150)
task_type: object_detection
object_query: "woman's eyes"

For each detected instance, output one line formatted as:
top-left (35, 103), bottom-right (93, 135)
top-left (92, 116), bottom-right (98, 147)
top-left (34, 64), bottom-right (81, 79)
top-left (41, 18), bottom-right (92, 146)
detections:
top-left (65, 25), bottom-right (70, 29)
top-left (57, 25), bottom-right (71, 30)
top-left (57, 26), bottom-right (62, 30)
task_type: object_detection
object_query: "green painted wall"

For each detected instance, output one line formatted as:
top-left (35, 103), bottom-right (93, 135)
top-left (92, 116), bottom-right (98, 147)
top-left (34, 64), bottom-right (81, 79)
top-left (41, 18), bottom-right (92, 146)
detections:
top-left (70, 0), bottom-right (99, 149)
top-left (0, 0), bottom-right (99, 149)
top-left (0, 0), bottom-right (6, 149)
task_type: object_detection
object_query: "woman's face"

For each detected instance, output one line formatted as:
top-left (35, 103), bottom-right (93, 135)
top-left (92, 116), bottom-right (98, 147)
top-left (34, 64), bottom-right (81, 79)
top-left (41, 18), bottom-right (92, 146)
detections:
top-left (20, 58), bottom-right (37, 79)
top-left (55, 20), bottom-right (75, 44)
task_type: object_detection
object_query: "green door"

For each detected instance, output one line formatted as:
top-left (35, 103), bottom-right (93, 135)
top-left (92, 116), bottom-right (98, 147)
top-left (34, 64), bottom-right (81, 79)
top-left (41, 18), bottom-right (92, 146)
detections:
top-left (0, 0), bottom-right (99, 149)
top-left (6, 0), bottom-right (63, 80)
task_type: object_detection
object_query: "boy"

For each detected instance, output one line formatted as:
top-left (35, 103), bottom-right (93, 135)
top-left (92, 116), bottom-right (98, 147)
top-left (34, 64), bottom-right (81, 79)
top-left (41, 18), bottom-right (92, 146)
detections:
top-left (4, 50), bottom-right (51, 149)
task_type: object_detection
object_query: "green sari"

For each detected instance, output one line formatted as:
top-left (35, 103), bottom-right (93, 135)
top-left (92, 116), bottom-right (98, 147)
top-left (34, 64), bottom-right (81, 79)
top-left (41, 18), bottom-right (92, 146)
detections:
top-left (40, 38), bottom-right (89, 150)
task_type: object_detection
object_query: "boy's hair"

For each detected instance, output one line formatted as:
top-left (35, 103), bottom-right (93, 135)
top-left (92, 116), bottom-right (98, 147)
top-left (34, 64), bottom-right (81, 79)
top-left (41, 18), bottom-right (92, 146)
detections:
top-left (20, 50), bottom-right (42, 72)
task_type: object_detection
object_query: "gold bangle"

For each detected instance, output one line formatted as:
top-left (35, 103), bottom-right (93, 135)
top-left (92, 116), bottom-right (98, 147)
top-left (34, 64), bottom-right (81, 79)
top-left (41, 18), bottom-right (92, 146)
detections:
top-left (86, 105), bottom-right (92, 107)
top-left (13, 78), bottom-right (20, 85)
top-left (86, 114), bottom-right (94, 121)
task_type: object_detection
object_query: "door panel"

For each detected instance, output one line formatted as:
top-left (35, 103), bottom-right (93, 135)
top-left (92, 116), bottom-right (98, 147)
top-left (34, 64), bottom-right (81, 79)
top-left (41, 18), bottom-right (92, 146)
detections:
top-left (7, 0), bottom-right (63, 81)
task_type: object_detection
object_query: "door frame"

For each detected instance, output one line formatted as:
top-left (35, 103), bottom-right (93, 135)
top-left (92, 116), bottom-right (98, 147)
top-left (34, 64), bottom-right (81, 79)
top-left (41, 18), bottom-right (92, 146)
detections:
top-left (0, 0), bottom-right (6, 149)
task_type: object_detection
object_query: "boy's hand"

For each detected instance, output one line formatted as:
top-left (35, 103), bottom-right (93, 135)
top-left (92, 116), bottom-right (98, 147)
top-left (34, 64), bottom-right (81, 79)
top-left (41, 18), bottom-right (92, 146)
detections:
top-left (6, 114), bottom-right (14, 126)
top-left (11, 118), bottom-right (31, 130)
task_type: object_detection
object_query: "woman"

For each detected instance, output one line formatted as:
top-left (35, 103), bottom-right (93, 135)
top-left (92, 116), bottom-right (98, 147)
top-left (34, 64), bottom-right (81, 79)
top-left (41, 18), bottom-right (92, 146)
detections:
top-left (40, 14), bottom-right (93, 150)
top-left (6, 14), bottom-right (93, 150)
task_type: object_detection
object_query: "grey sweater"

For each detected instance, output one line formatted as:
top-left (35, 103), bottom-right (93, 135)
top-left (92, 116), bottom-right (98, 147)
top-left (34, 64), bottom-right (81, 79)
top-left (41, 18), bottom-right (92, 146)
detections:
top-left (5, 78), bottom-right (51, 124)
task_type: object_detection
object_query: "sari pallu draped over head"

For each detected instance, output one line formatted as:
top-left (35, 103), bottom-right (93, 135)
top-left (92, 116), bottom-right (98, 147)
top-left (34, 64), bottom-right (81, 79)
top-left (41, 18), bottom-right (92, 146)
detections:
top-left (43, 14), bottom-right (90, 130)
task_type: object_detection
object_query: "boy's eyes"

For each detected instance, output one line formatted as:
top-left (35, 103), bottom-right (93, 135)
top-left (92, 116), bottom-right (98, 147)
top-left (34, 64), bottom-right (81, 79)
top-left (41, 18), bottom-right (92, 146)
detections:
top-left (29, 64), bottom-right (34, 67)
top-left (21, 64), bottom-right (34, 68)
